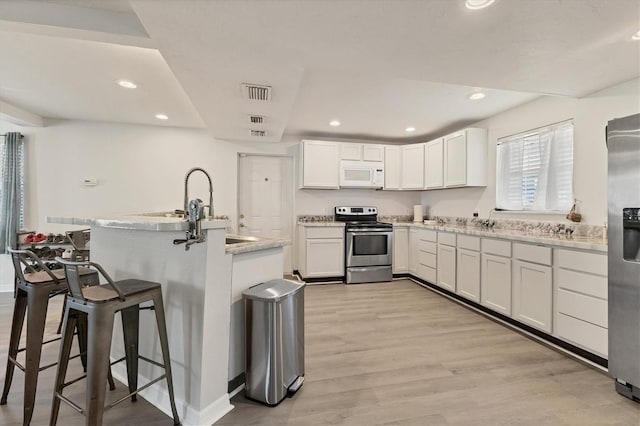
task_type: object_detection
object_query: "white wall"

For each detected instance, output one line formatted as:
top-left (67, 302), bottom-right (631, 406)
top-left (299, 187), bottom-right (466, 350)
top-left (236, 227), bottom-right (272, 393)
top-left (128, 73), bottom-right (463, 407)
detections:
top-left (0, 119), bottom-right (294, 234)
top-left (296, 188), bottom-right (420, 216)
top-left (422, 78), bottom-right (640, 225)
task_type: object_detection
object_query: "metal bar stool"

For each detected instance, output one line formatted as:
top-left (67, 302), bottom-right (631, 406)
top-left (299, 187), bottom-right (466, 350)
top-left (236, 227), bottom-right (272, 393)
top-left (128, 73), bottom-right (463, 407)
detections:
top-left (1, 248), bottom-right (114, 426)
top-left (51, 258), bottom-right (180, 426)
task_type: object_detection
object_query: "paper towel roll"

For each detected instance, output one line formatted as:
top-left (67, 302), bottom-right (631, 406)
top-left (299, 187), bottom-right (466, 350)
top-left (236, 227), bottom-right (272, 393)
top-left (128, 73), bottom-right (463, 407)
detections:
top-left (413, 205), bottom-right (423, 223)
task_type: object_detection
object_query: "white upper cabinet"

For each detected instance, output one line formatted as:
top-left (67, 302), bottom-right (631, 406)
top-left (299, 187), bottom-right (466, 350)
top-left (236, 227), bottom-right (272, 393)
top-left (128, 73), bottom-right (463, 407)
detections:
top-left (300, 140), bottom-right (340, 189)
top-left (424, 138), bottom-right (444, 189)
top-left (340, 143), bottom-right (363, 161)
top-left (340, 143), bottom-right (384, 162)
top-left (443, 128), bottom-right (488, 188)
top-left (384, 145), bottom-right (401, 190)
top-left (363, 144), bottom-right (385, 162)
top-left (401, 144), bottom-right (425, 189)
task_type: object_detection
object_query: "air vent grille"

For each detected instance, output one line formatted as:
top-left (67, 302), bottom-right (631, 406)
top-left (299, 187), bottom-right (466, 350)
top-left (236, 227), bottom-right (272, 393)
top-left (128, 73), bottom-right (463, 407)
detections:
top-left (242, 83), bottom-right (271, 101)
top-left (250, 130), bottom-right (267, 137)
top-left (249, 115), bottom-right (264, 124)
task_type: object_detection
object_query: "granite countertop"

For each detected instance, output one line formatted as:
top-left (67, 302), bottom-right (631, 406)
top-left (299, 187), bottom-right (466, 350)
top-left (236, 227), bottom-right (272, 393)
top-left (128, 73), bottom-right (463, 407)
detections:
top-left (225, 237), bottom-right (291, 254)
top-left (400, 222), bottom-right (607, 252)
top-left (47, 215), bottom-right (229, 232)
top-left (298, 218), bottom-right (606, 251)
top-left (297, 221), bottom-right (345, 227)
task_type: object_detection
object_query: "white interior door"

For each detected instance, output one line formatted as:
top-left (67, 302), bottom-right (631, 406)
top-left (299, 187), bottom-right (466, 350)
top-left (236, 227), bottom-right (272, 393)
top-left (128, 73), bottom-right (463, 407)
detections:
top-left (238, 154), bottom-right (294, 273)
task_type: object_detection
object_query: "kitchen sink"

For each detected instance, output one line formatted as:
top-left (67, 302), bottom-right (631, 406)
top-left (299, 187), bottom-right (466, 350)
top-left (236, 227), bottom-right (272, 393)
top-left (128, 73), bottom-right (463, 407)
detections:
top-left (225, 235), bottom-right (262, 245)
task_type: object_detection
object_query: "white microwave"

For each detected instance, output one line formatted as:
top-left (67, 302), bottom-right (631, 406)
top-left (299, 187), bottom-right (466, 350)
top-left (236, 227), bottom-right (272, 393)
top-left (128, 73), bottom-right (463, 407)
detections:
top-left (339, 161), bottom-right (384, 188)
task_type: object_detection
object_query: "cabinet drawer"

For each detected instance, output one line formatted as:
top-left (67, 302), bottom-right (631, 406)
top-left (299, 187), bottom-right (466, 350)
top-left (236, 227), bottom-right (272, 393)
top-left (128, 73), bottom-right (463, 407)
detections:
top-left (417, 264), bottom-right (436, 283)
top-left (513, 243), bottom-right (551, 266)
top-left (418, 229), bottom-right (438, 242)
top-left (418, 251), bottom-right (437, 268)
top-left (418, 240), bottom-right (437, 254)
top-left (457, 235), bottom-right (480, 251)
top-left (438, 232), bottom-right (456, 246)
top-left (556, 313), bottom-right (608, 357)
top-left (557, 288), bottom-right (608, 328)
top-left (556, 268), bottom-right (607, 300)
top-left (481, 238), bottom-right (511, 257)
top-left (305, 227), bottom-right (344, 239)
top-left (554, 249), bottom-right (607, 276)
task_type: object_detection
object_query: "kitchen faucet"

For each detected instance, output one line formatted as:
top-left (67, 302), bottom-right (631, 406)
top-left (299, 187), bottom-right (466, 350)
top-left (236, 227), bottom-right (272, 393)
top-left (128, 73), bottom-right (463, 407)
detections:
top-left (183, 167), bottom-right (214, 219)
top-left (173, 167), bottom-right (214, 250)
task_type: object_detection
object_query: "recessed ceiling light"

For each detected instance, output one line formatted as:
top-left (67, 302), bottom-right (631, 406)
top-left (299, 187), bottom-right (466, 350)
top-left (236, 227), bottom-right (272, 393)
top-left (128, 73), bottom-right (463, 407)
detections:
top-left (468, 92), bottom-right (487, 100)
top-left (329, 120), bottom-right (341, 127)
top-left (117, 80), bottom-right (137, 89)
top-left (155, 113), bottom-right (169, 120)
top-left (405, 126), bottom-right (416, 132)
top-left (632, 30), bottom-right (640, 41)
top-left (465, 0), bottom-right (496, 10)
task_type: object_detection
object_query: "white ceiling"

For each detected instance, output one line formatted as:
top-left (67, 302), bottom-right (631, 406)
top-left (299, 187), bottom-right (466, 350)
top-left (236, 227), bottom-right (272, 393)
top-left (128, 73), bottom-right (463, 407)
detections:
top-left (1, 0), bottom-right (639, 141)
top-left (0, 30), bottom-right (204, 128)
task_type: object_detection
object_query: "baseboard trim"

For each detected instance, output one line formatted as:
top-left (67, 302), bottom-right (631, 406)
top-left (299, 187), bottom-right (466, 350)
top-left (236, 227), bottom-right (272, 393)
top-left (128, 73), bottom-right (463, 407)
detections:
top-left (406, 275), bottom-right (608, 370)
top-left (228, 372), bottom-right (245, 393)
top-left (111, 363), bottom-right (234, 426)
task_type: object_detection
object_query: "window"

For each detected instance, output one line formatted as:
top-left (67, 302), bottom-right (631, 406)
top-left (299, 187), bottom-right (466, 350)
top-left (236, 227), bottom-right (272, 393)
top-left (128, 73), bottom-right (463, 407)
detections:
top-left (0, 135), bottom-right (26, 230)
top-left (496, 120), bottom-right (574, 212)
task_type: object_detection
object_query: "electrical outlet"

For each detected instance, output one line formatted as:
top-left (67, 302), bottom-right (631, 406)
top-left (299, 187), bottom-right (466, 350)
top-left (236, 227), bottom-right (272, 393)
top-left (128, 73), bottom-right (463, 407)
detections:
top-left (473, 208), bottom-right (479, 217)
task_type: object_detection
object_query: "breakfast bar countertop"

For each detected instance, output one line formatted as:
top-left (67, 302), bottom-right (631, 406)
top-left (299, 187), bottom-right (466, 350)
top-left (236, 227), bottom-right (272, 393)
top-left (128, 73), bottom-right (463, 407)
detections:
top-left (47, 214), bottom-right (229, 232)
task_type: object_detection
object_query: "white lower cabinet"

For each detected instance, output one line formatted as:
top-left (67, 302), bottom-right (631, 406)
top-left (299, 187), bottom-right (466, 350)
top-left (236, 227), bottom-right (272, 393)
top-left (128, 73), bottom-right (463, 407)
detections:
top-left (437, 243), bottom-right (456, 292)
top-left (480, 253), bottom-right (512, 316)
top-left (512, 260), bottom-right (553, 333)
top-left (553, 248), bottom-right (608, 357)
top-left (456, 248), bottom-right (480, 302)
top-left (416, 230), bottom-right (437, 283)
top-left (298, 225), bottom-right (344, 279)
top-left (408, 229), bottom-right (419, 275)
top-left (393, 227), bottom-right (409, 274)
top-left (305, 239), bottom-right (344, 277)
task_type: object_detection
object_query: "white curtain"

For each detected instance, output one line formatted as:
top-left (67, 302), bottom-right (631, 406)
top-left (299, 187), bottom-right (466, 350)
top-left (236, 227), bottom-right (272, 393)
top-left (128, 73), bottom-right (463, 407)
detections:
top-left (496, 121), bottom-right (573, 211)
top-left (0, 132), bottom-right (25, 253)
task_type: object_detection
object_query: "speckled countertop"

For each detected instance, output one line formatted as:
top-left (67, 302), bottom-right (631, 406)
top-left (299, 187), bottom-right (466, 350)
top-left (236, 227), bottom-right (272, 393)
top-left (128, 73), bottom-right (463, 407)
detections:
top-left (399, 222), bottom-right (607, 252)
top-left (225, 237), bottom-right (291, 255)
top-left (297, 221), bottom-right (345, 227)
top-left (299, 219), bottom-right (607, 252)
top-left (47, 215), bottom-right (229, 232)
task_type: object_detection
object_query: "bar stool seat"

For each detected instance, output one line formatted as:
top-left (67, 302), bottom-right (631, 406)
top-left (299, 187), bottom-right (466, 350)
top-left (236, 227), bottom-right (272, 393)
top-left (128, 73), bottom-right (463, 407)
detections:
top-left (1, 248), bottom-right (113, 426)
top-left (51, 259), bottom-right (180, 426)
top-left (81, 279), bottom-right (161, 303)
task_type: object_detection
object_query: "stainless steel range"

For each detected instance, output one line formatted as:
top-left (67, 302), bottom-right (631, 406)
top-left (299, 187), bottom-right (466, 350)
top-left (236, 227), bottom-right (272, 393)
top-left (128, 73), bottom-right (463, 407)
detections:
top-left (335, 206), bottom-right (393, 284)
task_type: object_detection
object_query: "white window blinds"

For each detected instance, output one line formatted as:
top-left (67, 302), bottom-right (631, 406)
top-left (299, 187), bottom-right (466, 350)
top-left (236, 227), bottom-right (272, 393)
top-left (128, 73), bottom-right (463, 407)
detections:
top-left (496, 120), bottom-right (574, 212)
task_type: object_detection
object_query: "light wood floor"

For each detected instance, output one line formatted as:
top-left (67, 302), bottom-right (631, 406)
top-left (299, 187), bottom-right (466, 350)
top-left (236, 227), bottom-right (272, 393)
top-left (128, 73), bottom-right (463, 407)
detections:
top-left (219, 280), bottom-right (639, 426)
top-left (0, 280), bottom-right (638, 425)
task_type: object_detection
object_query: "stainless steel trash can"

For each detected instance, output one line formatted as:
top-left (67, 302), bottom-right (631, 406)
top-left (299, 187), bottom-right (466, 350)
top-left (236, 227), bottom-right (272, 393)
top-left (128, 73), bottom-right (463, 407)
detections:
top-left (243, 279), bottom-right (305, 406)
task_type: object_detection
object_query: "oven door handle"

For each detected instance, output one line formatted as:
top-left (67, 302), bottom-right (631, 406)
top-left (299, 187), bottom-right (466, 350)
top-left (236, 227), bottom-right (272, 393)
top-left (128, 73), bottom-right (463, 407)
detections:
top-left (347, 229), bottom-right (393, 234)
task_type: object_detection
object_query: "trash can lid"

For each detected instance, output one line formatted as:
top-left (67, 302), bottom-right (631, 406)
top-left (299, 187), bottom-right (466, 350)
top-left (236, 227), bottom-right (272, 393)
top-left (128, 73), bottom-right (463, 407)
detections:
top-left (243, 279), bottom-right (305, 302)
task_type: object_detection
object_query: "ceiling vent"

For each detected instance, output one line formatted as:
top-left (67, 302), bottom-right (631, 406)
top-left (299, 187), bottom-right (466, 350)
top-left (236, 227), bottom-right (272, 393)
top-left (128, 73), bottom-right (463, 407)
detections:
top-left (242, 83), bottom-right (272, 101)
top-left (249, 115), bottom-right (265, 124)
top-left (250, 130), bottom-right (267, 137)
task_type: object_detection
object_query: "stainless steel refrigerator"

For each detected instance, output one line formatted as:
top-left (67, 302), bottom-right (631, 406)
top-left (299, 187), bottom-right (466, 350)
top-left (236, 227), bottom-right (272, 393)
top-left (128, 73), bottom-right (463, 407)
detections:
top-left (607, 113), bottom-right (640, 402)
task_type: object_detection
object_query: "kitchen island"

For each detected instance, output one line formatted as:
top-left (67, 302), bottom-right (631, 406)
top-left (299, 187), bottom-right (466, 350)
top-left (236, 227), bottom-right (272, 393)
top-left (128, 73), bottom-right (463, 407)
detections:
top-left (47, 214), bottom-right (289, 426)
